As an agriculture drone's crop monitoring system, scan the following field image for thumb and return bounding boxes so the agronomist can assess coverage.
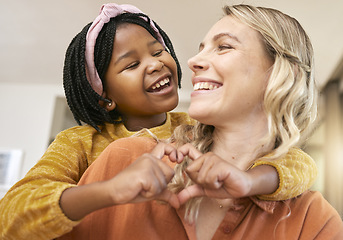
[177,185,205,205]
[157,189,180,209]
[176,143,202,163]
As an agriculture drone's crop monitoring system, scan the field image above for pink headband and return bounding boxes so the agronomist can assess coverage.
[85,3,165,95]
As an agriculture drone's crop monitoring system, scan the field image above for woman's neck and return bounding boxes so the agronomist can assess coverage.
[211,120,272,170]
[122,113,167,131]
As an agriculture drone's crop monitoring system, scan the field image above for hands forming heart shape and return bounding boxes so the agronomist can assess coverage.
[120,142,253,209]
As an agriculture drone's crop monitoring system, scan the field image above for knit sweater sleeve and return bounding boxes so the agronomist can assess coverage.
[0,130,90,240]
[252,148,318,201]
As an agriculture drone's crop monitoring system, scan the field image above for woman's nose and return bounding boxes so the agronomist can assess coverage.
[147,58,164,74]
[187,52,209,72]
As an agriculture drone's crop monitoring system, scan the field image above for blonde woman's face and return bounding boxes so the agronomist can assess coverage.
[187,15,273,127]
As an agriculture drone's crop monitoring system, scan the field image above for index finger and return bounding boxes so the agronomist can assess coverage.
[150,142,177,160]
[157,189,180,209]
[177,143,203,163]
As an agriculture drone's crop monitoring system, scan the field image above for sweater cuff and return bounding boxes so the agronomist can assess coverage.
[251,161,284,201]
[49,184,82,235]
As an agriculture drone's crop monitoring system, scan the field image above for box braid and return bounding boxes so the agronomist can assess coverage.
[63,13,182,132]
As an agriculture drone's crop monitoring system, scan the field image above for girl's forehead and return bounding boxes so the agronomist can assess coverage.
[114,23,155,42]
[113,20,165,49]
[115,22,141,33]
[111,23,163,62]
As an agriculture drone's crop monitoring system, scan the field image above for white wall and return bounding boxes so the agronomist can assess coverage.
[0,83,64,178]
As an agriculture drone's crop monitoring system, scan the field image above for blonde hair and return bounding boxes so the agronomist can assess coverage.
[169,4,318,223]
[225,5,318,158]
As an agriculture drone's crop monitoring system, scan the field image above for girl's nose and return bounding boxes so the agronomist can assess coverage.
[147,59,164,74]
[187,52,209,72]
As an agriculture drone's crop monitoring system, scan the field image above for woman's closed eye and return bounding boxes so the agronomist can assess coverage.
[217,44,234,51]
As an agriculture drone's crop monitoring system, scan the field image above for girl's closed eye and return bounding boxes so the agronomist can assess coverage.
[152,49,164,57]
[124,61,140,70]
[123,50,164,71]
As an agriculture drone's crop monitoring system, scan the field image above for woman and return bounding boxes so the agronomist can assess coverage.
[170,4,343,239]
[59,4,342,240]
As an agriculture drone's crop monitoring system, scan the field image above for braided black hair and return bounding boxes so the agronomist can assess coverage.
[63,13,182,131]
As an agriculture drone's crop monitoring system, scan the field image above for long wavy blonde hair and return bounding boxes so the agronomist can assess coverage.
[169,4,318,222]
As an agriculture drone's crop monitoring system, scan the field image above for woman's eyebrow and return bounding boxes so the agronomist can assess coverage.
[213,32,241,43]
[198,32,241,50]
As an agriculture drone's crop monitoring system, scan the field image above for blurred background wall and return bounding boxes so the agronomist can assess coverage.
[0,0,342,218]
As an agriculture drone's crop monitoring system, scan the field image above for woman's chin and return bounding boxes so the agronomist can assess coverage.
[188,106,210,124]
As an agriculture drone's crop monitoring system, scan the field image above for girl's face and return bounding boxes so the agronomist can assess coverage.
[187,15,273,128]
[104,23,179,119]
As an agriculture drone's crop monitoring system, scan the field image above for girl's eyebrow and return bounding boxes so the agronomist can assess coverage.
[115,51,134,65]
[114,40,161,64]
[198,32,241,50]
[148,39,160,47]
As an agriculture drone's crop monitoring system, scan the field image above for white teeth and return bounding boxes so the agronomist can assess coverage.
[193,82,218,91]
[152,78,170,90]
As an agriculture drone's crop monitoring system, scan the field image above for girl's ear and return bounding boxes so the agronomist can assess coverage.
[99,92,116,111]
[105,99,116,111]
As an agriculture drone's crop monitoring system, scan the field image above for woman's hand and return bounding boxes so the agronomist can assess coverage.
[176,144,254,205]
[104,142,180,208]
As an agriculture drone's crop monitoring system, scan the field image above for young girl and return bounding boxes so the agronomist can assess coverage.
[0,3,318,240]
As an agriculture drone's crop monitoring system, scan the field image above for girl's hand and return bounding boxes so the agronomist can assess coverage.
[105,142,180,208]
[176,144,253,205]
